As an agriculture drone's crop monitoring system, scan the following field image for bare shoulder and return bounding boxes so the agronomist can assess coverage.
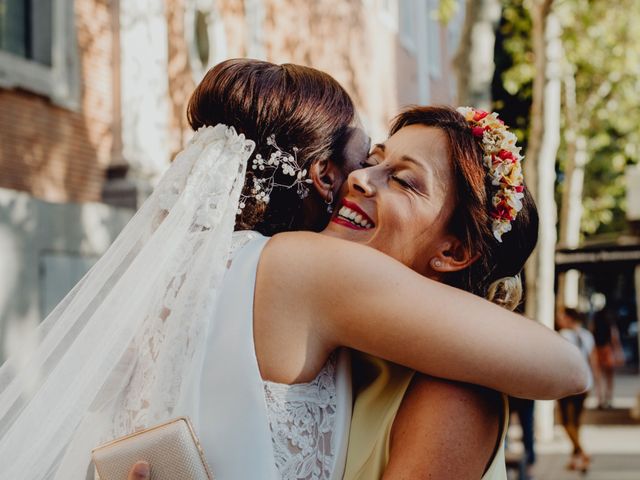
[258,231,415,317]
[261,231,398,274]
[400,374,503,416]
[385,374,502,479]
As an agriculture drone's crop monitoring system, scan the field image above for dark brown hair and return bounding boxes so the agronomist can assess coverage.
[188,58,356,235]
[390,106,539,308]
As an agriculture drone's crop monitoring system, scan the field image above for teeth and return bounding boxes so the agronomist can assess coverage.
[337,205,374,229]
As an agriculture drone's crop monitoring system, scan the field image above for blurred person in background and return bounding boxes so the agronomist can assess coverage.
[558,307,598,472]
[593,306,625,409]
[508,396,536,478]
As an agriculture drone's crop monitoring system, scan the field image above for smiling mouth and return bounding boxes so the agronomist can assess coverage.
[332,199,375,230]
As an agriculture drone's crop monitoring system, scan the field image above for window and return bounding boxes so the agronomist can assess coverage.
[0,0,79,109]
[0,0,53,65]
[185,2,228,83]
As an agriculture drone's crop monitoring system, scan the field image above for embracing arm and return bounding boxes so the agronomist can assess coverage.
[261,232,590,399]
[384,375,501,479]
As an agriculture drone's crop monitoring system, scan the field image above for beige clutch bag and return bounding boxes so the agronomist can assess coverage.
[91,417,214,480]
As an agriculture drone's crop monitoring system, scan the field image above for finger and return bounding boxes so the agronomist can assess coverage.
[127,461,150,480]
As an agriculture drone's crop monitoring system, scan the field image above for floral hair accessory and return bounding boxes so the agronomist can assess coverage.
[238,134,312,214]
[457,106,525,242]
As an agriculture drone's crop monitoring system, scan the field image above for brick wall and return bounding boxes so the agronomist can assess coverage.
[0,0,113,204]
[0,0,463,204]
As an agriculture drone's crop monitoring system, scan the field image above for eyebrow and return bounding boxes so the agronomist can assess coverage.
[373,143,433,191]
[399,155,427,173]
[374,144,427,172]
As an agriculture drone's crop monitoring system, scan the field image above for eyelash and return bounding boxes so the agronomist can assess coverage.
[359,160,377,168]
[391,175,412,189]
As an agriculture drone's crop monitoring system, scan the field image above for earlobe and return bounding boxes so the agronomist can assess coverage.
[430,258,444,270]
[432,239,479,273]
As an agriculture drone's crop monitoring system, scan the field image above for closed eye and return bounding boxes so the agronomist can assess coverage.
[360,155,380,168]
[391,175,412,189]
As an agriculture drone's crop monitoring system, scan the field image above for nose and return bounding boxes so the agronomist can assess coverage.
[348,167,376,197]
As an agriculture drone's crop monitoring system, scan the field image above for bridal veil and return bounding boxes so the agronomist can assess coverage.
[0,124,254,479]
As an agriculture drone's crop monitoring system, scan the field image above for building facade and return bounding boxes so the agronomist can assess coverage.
[0,0,465,361]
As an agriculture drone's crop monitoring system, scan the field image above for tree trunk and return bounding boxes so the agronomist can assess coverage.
[524,0,562,441]
[453,0,502,109]
[557,69,587,310]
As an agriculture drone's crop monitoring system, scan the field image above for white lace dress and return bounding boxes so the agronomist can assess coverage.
[197,232,352,480]
[264,353,339,479]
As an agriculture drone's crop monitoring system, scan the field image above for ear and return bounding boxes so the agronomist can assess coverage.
[309,158,338,200]
[429,237,480,273]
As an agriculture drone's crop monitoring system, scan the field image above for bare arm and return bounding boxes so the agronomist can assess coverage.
[258,232,590,399]
[383,375,501,479]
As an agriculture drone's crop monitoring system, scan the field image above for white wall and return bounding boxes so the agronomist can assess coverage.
[0,188,134,364]
[119,0,172,182]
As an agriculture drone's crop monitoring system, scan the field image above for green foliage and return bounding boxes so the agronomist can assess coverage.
[435,0,460,24]
[492,0,532,149]
[493,0,640,238]
[560,0,640,236]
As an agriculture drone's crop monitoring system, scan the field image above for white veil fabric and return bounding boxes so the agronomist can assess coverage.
[0,124,255,479]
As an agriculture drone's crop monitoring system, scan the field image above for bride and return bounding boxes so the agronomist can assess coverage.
[0,59,588,480]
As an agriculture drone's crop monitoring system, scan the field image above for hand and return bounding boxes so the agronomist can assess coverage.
[127,461,150,480]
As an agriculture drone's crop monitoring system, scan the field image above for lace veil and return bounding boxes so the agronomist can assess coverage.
[0,124,254,479]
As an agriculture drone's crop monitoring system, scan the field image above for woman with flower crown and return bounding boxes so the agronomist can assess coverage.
[0,59,588,480]
[341,105,535,479]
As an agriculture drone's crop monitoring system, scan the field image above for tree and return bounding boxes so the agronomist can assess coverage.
[453,0,503,109]
[523,0,561,327]
[522,0,563,441]
[558,0,640,239]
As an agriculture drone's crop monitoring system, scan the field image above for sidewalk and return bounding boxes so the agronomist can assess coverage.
[509,373,640,480]
[533,425,640,479]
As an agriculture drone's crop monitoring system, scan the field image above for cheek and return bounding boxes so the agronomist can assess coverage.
[377,196,426,252]
[407,202,449,252]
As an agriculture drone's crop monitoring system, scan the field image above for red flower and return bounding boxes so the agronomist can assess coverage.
[471,126,485,137]
[473,110,489,121]
[498,150,515,162]
[514,185,524,193]
[492,200,514,221]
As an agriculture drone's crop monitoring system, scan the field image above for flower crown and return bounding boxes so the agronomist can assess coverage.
[238,134,312,214]
[457,106,525,242]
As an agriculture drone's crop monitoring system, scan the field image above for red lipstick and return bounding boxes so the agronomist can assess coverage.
[331,198,375,230]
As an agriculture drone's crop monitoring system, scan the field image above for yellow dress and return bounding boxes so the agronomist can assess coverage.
[344,354,508,480]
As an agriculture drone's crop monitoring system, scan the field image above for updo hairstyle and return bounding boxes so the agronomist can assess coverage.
[187,58,357,235]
